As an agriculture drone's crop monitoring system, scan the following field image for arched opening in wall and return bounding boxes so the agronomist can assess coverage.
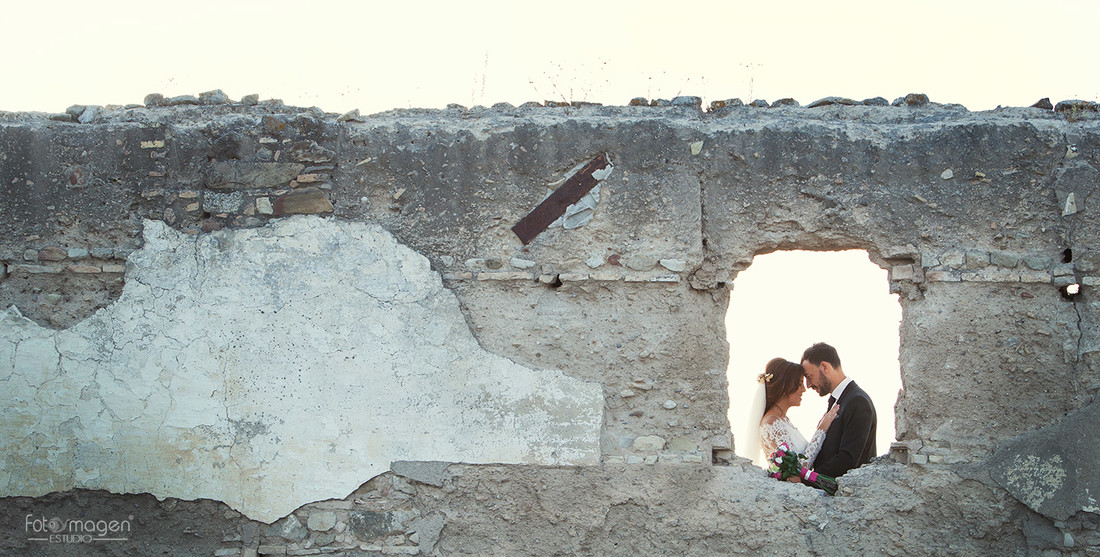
[726,250,902,467]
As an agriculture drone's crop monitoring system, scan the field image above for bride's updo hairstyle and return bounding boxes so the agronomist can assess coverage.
[759,357,804,412]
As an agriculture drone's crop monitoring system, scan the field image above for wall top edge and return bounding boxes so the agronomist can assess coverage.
[2,98,1098,130]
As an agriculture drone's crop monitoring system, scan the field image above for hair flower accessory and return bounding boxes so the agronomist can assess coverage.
[758,372,773,384]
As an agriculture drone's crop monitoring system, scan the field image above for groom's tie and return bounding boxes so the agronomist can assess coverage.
[828,395,836,410]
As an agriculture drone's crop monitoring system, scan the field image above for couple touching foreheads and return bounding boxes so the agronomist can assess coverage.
[748,342,877,488]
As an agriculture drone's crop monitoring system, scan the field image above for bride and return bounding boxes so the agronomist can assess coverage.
[748,357,839,474]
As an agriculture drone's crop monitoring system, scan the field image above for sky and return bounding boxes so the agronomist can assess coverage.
[726,251,901,464]
[3,1,1099,114]
[2,1,1093,464]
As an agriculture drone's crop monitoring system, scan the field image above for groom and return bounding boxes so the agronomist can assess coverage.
[801,342,877,477]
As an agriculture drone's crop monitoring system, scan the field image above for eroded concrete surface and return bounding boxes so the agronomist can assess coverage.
[0,216,602,522]
[2,98,1099,554]
[991,397,1100,521]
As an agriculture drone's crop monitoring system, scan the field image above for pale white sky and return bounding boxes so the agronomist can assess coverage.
[3,0,1098,114]
[726,251,901,463]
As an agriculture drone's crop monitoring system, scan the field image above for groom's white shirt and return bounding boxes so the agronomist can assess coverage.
[831,377,853,402]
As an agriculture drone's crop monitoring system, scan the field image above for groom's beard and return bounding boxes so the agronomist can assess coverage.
[813,376,833,396]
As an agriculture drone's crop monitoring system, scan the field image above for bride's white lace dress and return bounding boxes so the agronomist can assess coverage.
[759,417,825,468]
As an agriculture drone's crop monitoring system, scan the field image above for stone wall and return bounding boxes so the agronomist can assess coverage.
[1,94,1098,555]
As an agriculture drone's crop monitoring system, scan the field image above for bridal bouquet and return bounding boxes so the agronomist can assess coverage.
[767,443,838,495]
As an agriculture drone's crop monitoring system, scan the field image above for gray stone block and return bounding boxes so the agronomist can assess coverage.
[965,251,990,269]
[349,510,415,540]
[990,251,1019,268]
[389,461,450,487]
[990,398,1100,520]
[207,162,305,190]
[262,514,308,542]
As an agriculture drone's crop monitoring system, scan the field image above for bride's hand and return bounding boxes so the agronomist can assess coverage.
[817,404,840,431]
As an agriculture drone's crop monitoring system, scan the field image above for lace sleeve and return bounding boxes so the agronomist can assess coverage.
[803,429,826,468]
[759,419,794,461]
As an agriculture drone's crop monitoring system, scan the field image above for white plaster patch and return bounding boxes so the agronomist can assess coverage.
[550,186,601,230]
[0,216,602,522]
[590,156,614,180]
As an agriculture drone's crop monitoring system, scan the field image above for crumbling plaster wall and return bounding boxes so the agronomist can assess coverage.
[1,97,1099,553]
[0,216,603,523]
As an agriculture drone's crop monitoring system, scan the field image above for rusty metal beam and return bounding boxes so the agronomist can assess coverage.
[512,153,612,245]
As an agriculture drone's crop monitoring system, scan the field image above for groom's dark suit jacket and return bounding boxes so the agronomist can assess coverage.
[814,380,877,477]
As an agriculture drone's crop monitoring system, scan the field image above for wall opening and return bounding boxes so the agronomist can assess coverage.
[726,250,902,466]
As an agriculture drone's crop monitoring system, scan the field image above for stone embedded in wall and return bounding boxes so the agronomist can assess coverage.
[658,259,687,272]
[6,264,62,274]
[477,271,532,281]
[1078,254,1100,274]
[262,514,308,541]
[1019,270,1053,283]
[940,251,965,269]
[962,268,1024,282]
[919,247,1082,286]
[509,257,536,269]
[273,187,334,215]
[203,191,245,214]
[990,398,1100,520]
[890,264,917,282]
[390,461,450,487]
[806,96,858,108]
[256,197,274,215]
[37,246,67,261]
[965,251,990,269]
[1061,192,1078,217]
[206,161,305,190]
[632,435,666,452]
[287,140,336,164]
[0,216,602,522]
[1052,161,1097,218]
[199,89,231,105]
[169,95,200,106]
[623,254,658,272]
[307,511,338,532]
[668,436,696,452]
[350,510,417,539]
[990,251,1019,268]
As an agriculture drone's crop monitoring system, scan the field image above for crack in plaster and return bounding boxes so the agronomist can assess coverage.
[0,216,603,522]
[1070,292,1085,399]
[1052,138,1094,395]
